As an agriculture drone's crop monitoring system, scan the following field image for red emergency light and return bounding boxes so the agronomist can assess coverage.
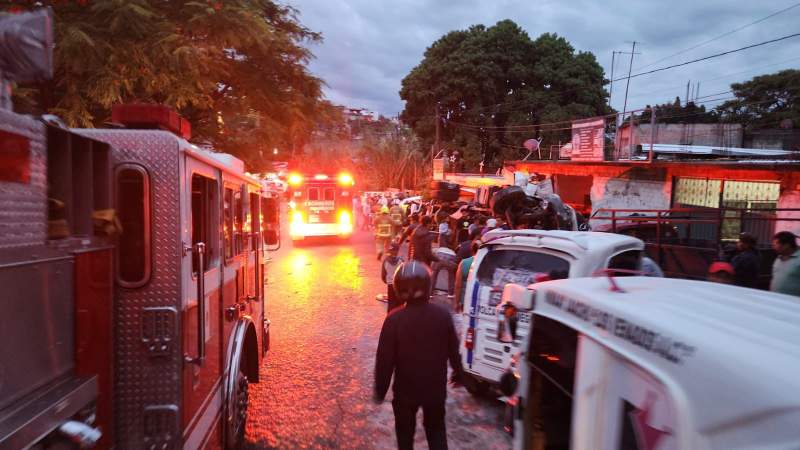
[111,104,191,139]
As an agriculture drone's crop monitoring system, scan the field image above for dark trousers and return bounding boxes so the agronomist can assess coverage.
[391,398,448,450]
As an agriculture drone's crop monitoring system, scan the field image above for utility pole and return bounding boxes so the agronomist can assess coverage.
[648,106,657,162]
[609,51,617,106]
[621,41,639,120]
[685,80,691,106]
[433,102,441,161]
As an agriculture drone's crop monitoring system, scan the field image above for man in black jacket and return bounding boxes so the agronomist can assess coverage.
[374,262,464,450]
[732,232,761,288]
[408,215,438,266]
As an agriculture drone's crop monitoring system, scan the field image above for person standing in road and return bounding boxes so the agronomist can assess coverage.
[381,242,405,313]
[389,201,405,238]
[453,239,480,313]
[399,213,420,258]
[353,194,362,230]
[771,231,800,296]
[362,197,373,231]
[375,207,394,260]
[374,262,464,450]
[732,232,760,288]
[409,216,439,266]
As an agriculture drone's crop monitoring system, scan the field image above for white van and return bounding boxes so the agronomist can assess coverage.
[459,229,644,393]
[498,276,800,450]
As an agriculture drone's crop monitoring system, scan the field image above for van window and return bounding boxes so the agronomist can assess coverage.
[477,249,569,289]
[191,174,218,274]
[116,164,150,287]
[308,187,320,201]
[526,315,578,450]
[224,188,234,259]
[608,250,642,275]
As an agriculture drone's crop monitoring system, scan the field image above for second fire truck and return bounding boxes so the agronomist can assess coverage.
[286,171,355,243]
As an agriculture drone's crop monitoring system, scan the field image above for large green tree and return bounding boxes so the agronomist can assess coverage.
[639,97,718,123]
[400,20,610,168]
[716,69,800,129]
[8,0,334,170]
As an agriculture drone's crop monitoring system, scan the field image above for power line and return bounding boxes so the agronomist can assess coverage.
[636,1,800,71]
[612,31,800,84]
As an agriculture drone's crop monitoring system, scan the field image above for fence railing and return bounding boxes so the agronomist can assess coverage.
[590,207,800,284]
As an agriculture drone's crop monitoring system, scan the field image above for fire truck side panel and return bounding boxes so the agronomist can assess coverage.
[74,247,115,449]
[77,129,185,449]
[0,109,47,248]
[181,154,225,448]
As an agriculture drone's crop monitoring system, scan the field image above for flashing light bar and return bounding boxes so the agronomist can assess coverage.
[314,174,329,180]
[288,173,303,186]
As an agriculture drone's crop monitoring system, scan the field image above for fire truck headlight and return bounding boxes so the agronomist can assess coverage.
[337,173,354,186]
[290,211,305,236]
[288,173,303,186]
[338,210,353,234]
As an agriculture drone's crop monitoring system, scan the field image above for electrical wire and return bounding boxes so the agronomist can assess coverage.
[611,32,800,84]
[635,1,800,71]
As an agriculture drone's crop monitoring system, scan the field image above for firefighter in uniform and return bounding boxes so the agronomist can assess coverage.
[374,262,464,450]
[389,200,405,238]
[375,206,394,260]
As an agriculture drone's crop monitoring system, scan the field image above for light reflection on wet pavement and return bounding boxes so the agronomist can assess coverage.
[245,229,511,449]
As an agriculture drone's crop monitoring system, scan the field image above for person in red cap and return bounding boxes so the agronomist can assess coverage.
[707,261,735,284]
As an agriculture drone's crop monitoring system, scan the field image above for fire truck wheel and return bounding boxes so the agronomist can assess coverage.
[490,186,526,216]
[228,364,249,449]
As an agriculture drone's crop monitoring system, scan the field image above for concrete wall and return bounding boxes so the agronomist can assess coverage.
[619,123,743,149]
[776,190,800,235]
[589,177,672,226]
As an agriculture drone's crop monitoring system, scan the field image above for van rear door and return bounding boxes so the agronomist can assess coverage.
[471,247,570,381]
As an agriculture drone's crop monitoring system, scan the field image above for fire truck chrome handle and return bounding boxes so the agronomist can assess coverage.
[185,242,206,365]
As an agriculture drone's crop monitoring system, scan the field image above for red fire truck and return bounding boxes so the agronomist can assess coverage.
[286,171,355,242]
[0,100,281,449]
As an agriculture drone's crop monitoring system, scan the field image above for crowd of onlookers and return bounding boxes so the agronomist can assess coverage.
[708,230,800,297]
[353,193,507,313]
[355,192,800,306]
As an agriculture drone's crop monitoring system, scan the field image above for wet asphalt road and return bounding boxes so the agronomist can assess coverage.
[244,224,512,450]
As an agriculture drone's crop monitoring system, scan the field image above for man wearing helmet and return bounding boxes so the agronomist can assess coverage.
[374,262,464,450]
[374,206,394,260]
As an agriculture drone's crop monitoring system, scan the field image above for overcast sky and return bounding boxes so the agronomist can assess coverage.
[286,0,800,117]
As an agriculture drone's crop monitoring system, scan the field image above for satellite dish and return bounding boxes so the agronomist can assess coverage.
[523,138,540,151]
[0,9,54,83]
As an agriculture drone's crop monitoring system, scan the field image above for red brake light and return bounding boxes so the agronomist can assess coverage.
[465,328,474,350]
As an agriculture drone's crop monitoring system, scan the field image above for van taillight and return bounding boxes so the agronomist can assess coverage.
[465,328,474,350]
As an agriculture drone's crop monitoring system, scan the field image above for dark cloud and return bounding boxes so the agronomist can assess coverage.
[288,0,800,115]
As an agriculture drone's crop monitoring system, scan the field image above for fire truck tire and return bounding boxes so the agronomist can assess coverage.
[429,180,459,191]
[490,186,526,216]
[430,188,459,202]
[228,364,248,449]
